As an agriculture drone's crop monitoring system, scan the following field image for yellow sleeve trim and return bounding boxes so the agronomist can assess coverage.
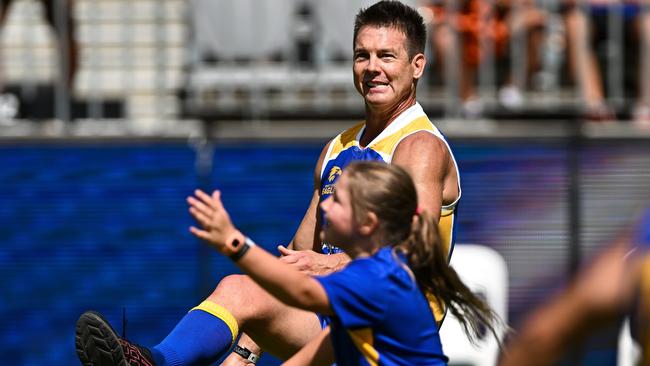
[370,116,433,155]
[191,300,239,347]
[347,328,379,366]
[328,121,365,157]
[426,292,446,325]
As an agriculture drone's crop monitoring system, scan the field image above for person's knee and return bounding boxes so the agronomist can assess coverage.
[206,275,272,322]
[210,274,252,300]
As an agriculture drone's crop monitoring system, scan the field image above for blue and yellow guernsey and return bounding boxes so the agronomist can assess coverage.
[316,246,448,366]
[319,102,460,325]
[319,102,461,260]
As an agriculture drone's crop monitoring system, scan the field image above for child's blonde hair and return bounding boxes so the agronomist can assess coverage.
[344,161,499,343]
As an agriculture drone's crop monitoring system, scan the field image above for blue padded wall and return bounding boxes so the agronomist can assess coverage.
[1,140,647,365]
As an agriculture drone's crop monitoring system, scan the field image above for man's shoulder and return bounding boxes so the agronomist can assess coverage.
[391,130,451,169]
[396,129,448,152]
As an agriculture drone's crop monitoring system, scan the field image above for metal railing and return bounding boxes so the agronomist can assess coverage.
[0,0,184,126]
[181,0,650,122]
[0,0,648,127]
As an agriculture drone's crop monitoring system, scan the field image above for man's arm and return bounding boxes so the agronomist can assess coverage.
[288,141,329,251]
[392,131,454,222]
[283,141,351,275]
[287,188,321,251]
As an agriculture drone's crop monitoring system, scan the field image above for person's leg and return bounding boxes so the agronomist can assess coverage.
[0,0,14,91]
[205,274,323,360]
[564,7,612,119]
[76,274,323,366]
[152,274,322,364]
[634,10,650,127]
[0,0,12,31]
[42,0,78,86]
[431,23,453,85]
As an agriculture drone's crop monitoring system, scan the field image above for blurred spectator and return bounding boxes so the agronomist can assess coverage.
[562,0,650,124]
[292,1,318,68]
[638,4,650,128]
[498,207,650,366]
[427,0,546,117]
[0,0,78,87]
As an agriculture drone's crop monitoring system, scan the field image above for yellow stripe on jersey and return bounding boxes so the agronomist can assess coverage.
[348,328,379,366]
[328,121,365,157]
[439,209,455,260]
[426,292,446,325]
[370,116,434,156]
[424,209,455,323]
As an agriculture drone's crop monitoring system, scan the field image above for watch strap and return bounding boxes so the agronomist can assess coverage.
[233,345,260,364]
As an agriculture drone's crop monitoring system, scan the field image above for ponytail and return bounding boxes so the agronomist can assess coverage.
[343,161,502,343]
[398,211,501,344]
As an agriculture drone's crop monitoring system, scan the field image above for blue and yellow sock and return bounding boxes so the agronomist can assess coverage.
[151,301,239,366]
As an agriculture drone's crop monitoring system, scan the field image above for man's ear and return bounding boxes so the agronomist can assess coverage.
[359,211,379,236]
[412,53,426,80]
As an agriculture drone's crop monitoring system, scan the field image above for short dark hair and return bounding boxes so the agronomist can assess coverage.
[353,1,427,59]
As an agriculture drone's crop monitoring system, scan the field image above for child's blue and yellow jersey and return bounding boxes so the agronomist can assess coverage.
[315,246,448,366]
[319,102,461,259]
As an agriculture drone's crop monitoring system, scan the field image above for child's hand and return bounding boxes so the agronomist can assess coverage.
[188,189,240,255]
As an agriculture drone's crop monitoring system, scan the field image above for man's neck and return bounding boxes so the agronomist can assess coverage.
[361,97,417,147]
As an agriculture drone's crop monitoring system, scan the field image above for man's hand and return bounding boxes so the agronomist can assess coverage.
[278,246,349,276]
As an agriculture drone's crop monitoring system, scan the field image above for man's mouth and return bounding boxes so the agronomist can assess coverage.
[365,81,388,91]
[366,80,389,89]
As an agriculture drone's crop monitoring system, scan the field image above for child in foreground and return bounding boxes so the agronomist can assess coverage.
[188,161,498,366]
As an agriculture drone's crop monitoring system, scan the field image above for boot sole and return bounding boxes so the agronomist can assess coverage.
[75,311,128,366]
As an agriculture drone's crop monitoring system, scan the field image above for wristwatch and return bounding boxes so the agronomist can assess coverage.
[233,345,260,364]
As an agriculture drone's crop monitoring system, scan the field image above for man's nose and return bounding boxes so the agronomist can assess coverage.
[366,55,380,72]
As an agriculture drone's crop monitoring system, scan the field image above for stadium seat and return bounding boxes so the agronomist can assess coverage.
[439,244,509,366]
[314,0,419,63]
[189,0,295,62]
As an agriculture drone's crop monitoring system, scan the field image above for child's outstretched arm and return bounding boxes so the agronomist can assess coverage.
[187,189,333,315]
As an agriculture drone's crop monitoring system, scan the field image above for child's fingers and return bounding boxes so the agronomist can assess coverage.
[187,195,212,218]
[189,226,212,242]
[211,190,227,212]
[189,207,211,228]
[195,189,216,207]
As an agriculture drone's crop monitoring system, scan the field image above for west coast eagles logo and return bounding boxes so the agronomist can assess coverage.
[322,166,342,195]
[328,166,342,182]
